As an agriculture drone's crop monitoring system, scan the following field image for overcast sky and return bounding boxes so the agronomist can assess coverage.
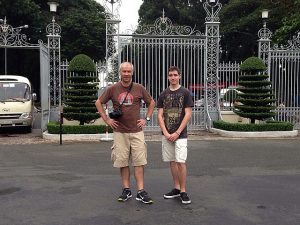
[96,0,143,32]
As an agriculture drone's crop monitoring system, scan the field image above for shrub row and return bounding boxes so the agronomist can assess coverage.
[47,122,113,134]
[213,120,294,132]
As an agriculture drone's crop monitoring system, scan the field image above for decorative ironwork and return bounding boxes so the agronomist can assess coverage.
[204,0,222,124]
[46,19,61,36]
[103,0,122,84]
[268,33,300,129]
[258,19,272,65]
[204,0,222,22]
[105,19,120,83]
[101,0,121,19]
[135,9,203,36]
[258,27,272,40]
[103,0,223,130]
[273,31,300,50]
[0,17,38,47]
[47,17,61,106]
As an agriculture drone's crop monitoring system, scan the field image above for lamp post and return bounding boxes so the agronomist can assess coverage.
[261,9,269,28]
[258,9,272,65]
[46,0,61,106]
[0,17,28,74]
[47,0,62,144]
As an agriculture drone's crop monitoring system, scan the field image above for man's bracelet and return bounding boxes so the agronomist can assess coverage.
[175,131,180,136]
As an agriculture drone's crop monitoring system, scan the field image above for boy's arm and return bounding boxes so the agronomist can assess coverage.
[157,108,169,137]
[175,107,192,135]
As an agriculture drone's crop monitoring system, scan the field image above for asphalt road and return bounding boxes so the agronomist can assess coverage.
[0,139,300,225]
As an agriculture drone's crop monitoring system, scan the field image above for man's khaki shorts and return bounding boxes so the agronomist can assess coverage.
[111,131,147,168]
[162,136,188,163]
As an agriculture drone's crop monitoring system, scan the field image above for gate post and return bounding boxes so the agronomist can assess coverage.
[204,0,222,127]
[105,18,121,83]
[46,1,61,108]
[103,0,121,83]
[258,10,272,65]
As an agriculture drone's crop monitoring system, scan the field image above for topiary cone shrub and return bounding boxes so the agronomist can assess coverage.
[64,54,99,125]
[234,57,276,124]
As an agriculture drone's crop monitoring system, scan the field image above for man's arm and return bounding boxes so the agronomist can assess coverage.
[146,99,155,118]
[95,98,118,129]
[95,98,108,122]
[137,99,155,128]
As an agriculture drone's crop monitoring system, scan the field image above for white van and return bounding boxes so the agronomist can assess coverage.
[0,75,36,132]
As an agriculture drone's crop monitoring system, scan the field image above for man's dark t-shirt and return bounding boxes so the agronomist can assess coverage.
[157,86,193,139]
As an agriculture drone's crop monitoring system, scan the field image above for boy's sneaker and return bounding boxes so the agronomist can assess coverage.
[136,189,153,204]
[163,188,181,199]
[180,192,191,204]
[117,188,132,202]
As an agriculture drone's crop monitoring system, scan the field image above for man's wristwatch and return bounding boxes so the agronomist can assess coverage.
[145,117,151,122]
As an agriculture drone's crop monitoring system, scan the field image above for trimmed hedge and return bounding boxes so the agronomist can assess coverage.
[68,54,96,72]
[240,56,267,72]
[47,122,113,134]
[213,120,294,132]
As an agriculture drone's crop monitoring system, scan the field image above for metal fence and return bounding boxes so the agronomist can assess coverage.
[268,36,300,129]
[119,35,207,131]
[59,1,300,130]
[218,61,242,111]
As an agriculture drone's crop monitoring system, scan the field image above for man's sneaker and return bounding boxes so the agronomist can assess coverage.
[136,189,153,204]
[164,188,181,199]
[117,188,132,202]
[180,192,191,204]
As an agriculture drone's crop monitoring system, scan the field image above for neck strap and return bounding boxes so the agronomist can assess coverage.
[120,82,133,107]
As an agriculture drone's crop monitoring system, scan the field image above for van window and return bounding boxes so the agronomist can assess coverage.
[0,83,30,101]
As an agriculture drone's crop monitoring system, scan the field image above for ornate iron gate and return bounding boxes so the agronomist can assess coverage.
[39,42,50,131]
[0,17,50,131]
[105,1,222,131]
[258,20,300,129]
[268,33,300,129]
[119,13,206,130]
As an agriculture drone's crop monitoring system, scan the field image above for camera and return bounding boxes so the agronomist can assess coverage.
[109,108,123,119]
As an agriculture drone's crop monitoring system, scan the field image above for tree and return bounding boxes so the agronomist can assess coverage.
[219,0,296,62]
[0,0,107,61]
[58,0,106,61]
[138,0,299,62]
[273,0,300,43]
[138,0,206,31]
[234,57,276,124]
[0,0,107,101]
[63,54,99,125]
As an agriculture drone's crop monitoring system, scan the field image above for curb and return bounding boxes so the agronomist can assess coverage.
[210,128,299,138]
[43,131,113,142]
[43,130,299,142]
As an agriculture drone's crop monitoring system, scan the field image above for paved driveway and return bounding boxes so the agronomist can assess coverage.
[0,139,300,225]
